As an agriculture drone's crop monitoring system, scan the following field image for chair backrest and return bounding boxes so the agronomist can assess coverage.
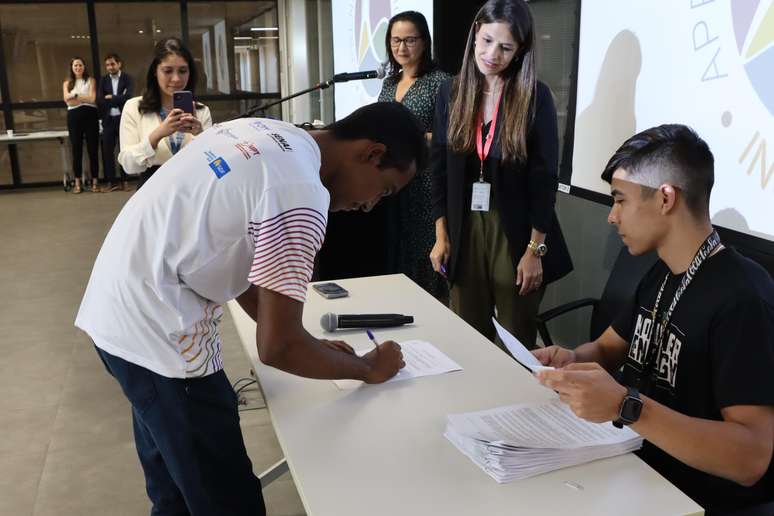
[589,246,659,341]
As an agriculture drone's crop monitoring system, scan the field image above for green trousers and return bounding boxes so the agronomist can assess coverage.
[450,207,545,352]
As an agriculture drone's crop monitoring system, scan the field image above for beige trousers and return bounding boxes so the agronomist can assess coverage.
[450,207,545,352]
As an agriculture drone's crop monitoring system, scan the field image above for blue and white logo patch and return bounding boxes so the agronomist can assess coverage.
[205,150,231,178]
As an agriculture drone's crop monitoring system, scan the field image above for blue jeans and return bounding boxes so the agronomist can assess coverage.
[95,347,266,516]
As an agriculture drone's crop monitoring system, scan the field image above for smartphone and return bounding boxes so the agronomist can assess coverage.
[172,90,194,114]
[312,282,349,299]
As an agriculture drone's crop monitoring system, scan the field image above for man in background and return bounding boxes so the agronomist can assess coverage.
[97,53,133,192]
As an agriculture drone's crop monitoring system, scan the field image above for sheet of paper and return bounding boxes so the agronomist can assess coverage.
[492,317,554,373]
[333,340,462,390]
[446,400,639,450]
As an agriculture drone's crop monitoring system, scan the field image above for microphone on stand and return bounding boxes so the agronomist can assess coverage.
[320,312,414,331]
[233,63,387,120]
[331,65,386,83]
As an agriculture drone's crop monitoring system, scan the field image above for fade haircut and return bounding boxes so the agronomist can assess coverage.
[601,124,714,217]
[326,102,428,173]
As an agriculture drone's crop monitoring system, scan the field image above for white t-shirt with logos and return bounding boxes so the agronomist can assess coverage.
[76,118,329,378]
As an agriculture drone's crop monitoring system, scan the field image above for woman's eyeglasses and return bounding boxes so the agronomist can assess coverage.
[390,36,421,48]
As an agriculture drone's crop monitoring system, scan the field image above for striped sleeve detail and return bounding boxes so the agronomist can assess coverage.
[248,207,326,302]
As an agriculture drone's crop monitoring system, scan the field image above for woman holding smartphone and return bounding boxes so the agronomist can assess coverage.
[430,0,572,349]
[119,37,212,189]
[63,57,100,193]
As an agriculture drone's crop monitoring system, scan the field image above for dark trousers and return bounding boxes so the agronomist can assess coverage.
[101,115,125,184]
[67,107,99,180]
[95,347,266,516]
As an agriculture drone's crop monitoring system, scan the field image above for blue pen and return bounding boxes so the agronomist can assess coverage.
[440,264,447,275]
[366,329,380,353]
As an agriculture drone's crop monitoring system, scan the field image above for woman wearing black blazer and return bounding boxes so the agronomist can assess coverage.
[429,0,572,349]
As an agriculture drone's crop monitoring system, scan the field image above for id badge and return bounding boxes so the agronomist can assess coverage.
[471,181,491,212]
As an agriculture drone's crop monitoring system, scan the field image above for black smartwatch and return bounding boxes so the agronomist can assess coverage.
[613,386,643,428]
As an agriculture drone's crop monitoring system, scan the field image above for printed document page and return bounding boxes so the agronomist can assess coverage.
[492,317,554,373]
[333,340,462,390]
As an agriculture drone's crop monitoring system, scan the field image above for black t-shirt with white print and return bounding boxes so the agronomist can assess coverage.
[612,248,774,513]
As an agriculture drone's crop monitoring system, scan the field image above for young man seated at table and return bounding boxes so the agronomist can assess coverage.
[533,124,774,515]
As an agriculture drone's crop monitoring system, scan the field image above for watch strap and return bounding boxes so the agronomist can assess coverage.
[613,386,642,428]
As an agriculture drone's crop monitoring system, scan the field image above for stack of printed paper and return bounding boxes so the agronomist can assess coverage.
[445,400,643,482]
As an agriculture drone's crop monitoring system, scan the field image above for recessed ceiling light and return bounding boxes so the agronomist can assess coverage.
[138,29,144,34]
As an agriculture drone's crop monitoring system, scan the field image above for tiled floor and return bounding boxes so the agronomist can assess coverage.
[0,188,305,516]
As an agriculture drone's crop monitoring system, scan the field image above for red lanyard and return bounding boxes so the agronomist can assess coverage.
[475,88,503,181]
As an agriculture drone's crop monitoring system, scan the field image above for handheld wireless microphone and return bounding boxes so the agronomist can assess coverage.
[320,313,414,331]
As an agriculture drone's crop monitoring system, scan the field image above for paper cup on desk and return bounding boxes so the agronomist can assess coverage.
[6,130,12,137]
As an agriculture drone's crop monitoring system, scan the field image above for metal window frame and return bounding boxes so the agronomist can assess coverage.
[0,0,280,189]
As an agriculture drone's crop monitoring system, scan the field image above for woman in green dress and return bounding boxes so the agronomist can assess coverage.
[378,11,450,300]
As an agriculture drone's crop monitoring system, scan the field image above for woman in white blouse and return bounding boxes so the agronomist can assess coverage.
[119,37,212,189]
[63,57,100,193]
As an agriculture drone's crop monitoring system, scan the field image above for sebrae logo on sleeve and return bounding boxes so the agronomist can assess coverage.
[205,150,231,178]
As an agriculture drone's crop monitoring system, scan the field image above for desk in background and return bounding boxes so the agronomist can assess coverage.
[0,131,72,188]
[227,274,703,516]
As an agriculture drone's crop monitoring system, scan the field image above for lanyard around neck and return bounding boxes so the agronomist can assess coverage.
[640,230,721,391]
[475,87,504,182]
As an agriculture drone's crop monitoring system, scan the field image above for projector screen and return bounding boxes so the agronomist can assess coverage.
[331,0,434,120]
[569,0,774,242]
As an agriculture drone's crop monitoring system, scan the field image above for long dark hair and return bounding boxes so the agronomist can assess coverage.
[66,57,90,91]
[385,11,435,80]
[138,37,199,114]
[447,0,537,163]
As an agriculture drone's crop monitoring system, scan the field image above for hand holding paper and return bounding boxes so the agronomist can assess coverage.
[536,362,628,423]
[532,345,577,368]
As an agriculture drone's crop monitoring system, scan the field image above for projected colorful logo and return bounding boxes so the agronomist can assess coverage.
[353,0,389,96]
[732,0,774,116]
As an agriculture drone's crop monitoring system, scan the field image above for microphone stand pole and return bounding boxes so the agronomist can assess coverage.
[238,79,334,119]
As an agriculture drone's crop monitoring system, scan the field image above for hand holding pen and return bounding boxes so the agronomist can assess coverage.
[361,329,405,384]
[429,237,450,277]
[366,329,380,354]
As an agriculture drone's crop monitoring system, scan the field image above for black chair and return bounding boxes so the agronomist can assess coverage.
[536,246,659,347]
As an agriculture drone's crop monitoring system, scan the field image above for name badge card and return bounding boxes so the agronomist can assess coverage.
[471,181,491,212]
